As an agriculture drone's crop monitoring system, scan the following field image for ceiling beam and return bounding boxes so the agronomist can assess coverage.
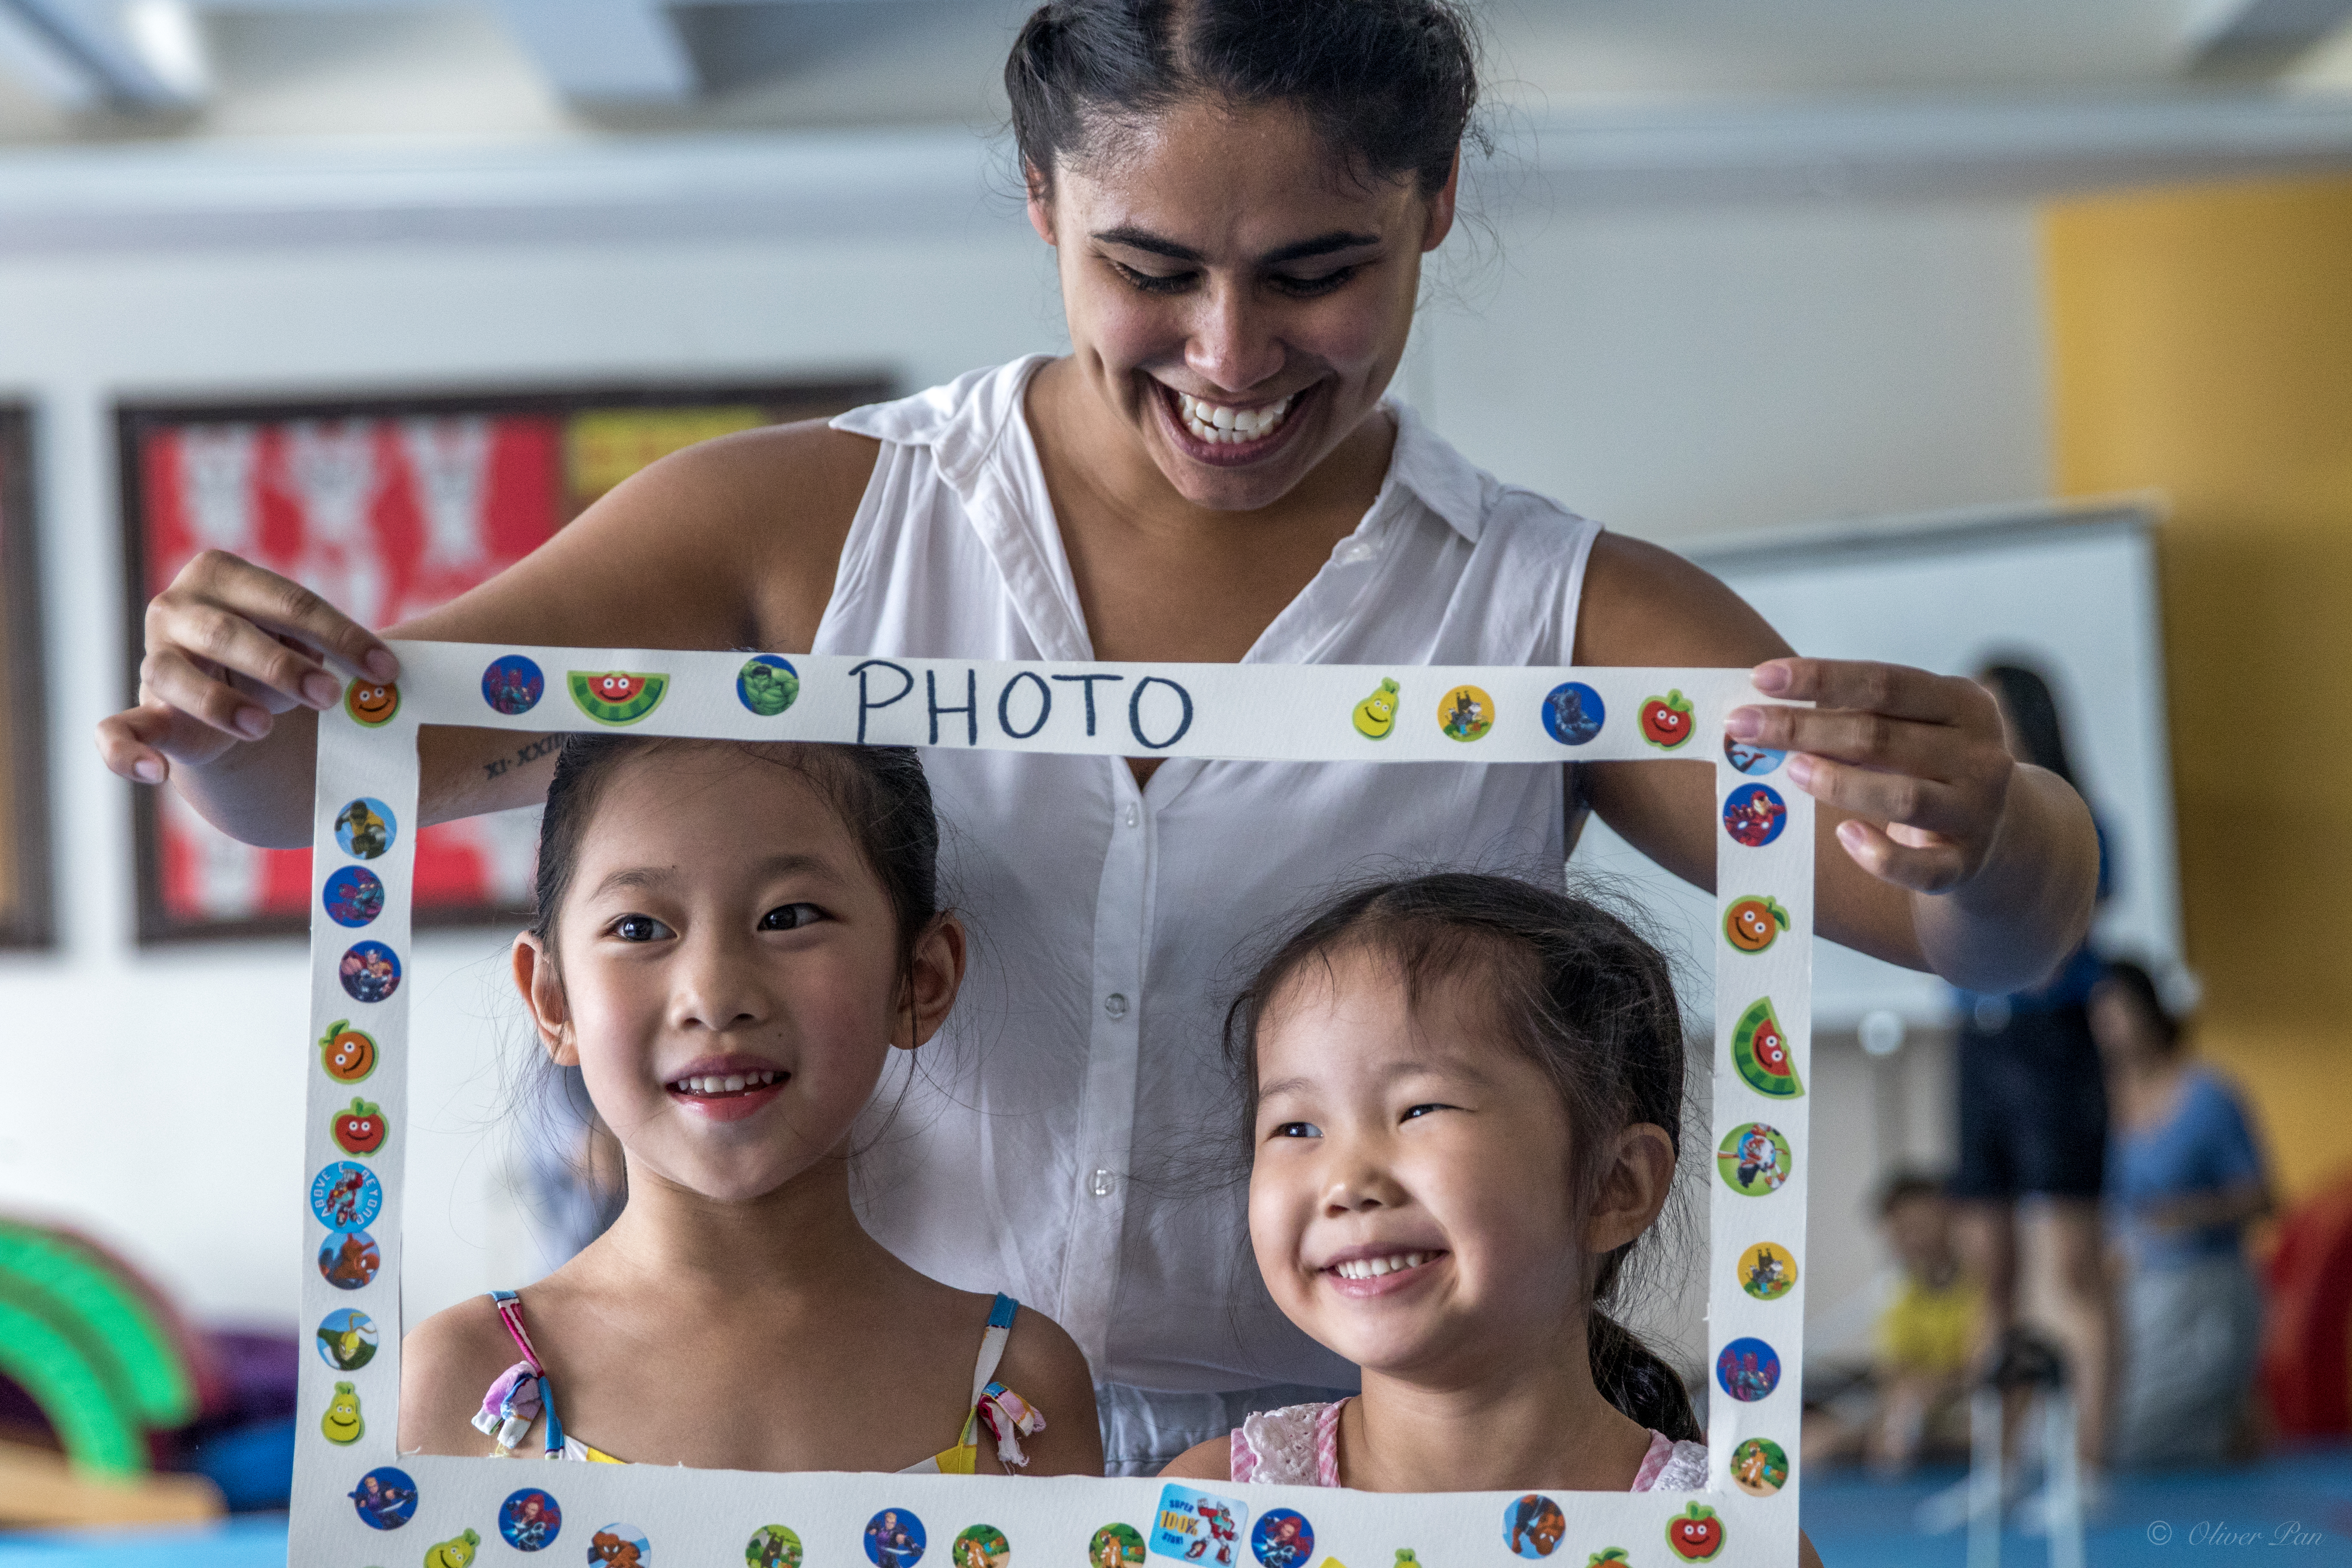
[490,0,696,107]
[0,0,204,109]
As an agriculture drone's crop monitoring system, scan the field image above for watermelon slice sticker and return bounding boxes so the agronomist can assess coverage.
[1732,996,1804,1098]
[568,671,669,726]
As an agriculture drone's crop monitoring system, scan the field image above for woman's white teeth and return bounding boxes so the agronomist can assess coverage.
[1333,1252,1432,1280]
[1176,390,1293,445]
[670,1069,781,1095]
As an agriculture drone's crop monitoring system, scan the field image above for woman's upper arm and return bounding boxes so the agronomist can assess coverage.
[996,1305,1104,1477]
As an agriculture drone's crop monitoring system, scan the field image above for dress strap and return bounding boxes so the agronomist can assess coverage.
[474,1289,564,1459]
[957,1294,1047,1470]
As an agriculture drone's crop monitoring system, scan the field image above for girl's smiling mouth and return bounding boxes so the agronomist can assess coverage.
[1319,1245,1447,1296]
[662,1057,790,1123]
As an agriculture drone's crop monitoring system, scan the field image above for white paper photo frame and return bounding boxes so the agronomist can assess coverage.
[296,643,1812,1568]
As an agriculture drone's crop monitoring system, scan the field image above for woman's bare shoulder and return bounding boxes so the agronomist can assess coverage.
[1160,1435,1232,1481]
[397,1292,524,1457]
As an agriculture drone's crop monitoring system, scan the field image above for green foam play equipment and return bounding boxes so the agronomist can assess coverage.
[0,1219,199,1474]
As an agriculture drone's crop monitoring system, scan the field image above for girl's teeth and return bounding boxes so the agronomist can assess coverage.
[671,1069,780,1095]
[1333,1251,1431,1280]
[1176,390,1295,446]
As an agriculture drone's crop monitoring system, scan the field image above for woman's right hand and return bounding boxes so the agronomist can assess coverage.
[95,549,398,785]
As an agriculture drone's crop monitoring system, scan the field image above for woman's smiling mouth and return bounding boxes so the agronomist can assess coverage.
[1156,380,1311,466]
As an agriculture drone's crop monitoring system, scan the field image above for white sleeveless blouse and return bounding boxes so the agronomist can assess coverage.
[820,357,1602,1391]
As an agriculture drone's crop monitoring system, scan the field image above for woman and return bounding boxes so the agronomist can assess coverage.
[2092,961,2272,1468]
[97,0,2097,1473]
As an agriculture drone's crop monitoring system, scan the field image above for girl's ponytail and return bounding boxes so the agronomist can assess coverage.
[1588,1311,1701,1444]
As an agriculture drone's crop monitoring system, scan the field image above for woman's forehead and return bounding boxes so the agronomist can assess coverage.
[1058,98,1422,237]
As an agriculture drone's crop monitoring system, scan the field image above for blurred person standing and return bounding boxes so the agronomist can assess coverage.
[1950,662,2115,1465]
[2092,961,2273,1468]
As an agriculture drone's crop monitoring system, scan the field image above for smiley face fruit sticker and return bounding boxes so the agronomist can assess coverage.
[1731,1435,1791,1496]
[569,670,669,726]
[1666,1501,1724,1562]
[1737,1240,1798,1301]
[1353,677,1401,739]
[333,1098,388,1156]
[1585,1553,1630,1568]
[1718,1122,1794,1196]
[321,1379,364,1444]
[1725,895,1790,953]
[1639,689,1694,749]
[423,1527,482,1568]
[1732,996,1804,1098]
[737,655,800,717]
[319,1020,377,1082]
[1437,683,1494,742]
[344,679,399,726]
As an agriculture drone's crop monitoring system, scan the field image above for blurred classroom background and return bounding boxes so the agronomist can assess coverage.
[3,1,2352,1562]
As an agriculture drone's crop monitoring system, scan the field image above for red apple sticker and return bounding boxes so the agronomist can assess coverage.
[1641,689,1695,749]
[1666,1501,1724,1562]
[333,1098,386,1157]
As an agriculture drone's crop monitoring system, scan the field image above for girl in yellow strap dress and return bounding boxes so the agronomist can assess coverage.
[398,737,1099,1476]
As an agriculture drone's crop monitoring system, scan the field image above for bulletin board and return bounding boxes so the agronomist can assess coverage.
[296,645,1814,1566]
[0,404,52,949]
[112,379,888,944]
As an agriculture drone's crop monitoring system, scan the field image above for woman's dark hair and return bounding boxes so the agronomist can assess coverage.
[531,735,942,1015]
[1978,661,2077,788]
[2095,958,2182,1056]
[1006,0,1483,199]
[1224,871,1701,1442]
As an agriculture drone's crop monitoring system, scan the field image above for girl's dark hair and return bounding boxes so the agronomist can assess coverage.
[1006,0,1483,199]
[2096,959,2183,1055]
[1978,661,2077,789]
[1225,871,1702,1443]
[531,736,942,1008]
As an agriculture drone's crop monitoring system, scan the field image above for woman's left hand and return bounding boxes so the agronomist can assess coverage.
[1726,658,2017,894]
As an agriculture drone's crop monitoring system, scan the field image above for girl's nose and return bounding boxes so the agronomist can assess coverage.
[671,929,767,1031]
[1185,280,1283,395]
[1321,1157,1406,1216]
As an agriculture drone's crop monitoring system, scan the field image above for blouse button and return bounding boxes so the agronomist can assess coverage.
[1334,539,1378,566]
[1090,1169,1115,1197]
[1124,803,1139,828]
[1104,992,1130,1020]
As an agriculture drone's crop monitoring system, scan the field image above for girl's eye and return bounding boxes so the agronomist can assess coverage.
[1401,1103,1449,1122]
[612,914,670,943]
[759,903,826,932]
[1109,259,1193,295]
[1271,1121,1322,1140]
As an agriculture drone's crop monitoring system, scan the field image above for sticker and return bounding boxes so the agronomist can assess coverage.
[745,1527,803,1568]
[344,678,400,726]
[1716,1123,1793,1197]
[320,1379,364,1444]
[1722,783,1788,848]
[318,1227,382,1289]
[569,670,670,726]
[590,1524,652,1566]
[425,1528,481,1568]
[340,940,402,1003]
[1540,681,1605,746]
[1731,996,1804,1098]
[1436,684,1494,743]
[332,1097,389,1157]
[1665,1502,1724,1562]
[1724,733,1785,775]
[319,1020,378,1082]
[315,1308,378,1370]
[348,1465,417,1530]
[1249,1509,1313,1568]
[1715,1336,1782,1403]
[334,797,397,860]
[1149,1482,1242,1564]
[1639,689,1694,749]
[501,1488,564,1551]
[1503,1493,1567,1558]
[483,654,547,716]
[322,864,385,928]
[738,655,801,717]
[1089,1524,1147,1568]
[1723,895,1789,953]
[310,1160,383,1231]
[1731,1436,1790,1497]
[1737,1240,1798,1301]
[949,1525,1010,1568]
[1352,677,1401,739]
[861,1509,924,1568]
[1584,1552,1631,1566]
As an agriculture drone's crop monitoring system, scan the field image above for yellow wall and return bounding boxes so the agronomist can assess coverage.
[2045,175,2352,1204]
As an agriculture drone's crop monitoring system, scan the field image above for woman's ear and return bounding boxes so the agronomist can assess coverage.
[1025,161,1058,246]
[895,913,970,1051]
[1421,146,1461,252]
[1583,1122,1677,1256]
[511,931,577,1067]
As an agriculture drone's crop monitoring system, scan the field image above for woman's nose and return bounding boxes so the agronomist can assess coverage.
[1185,280,1283,395]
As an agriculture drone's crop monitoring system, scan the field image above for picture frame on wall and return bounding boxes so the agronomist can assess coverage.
[115,378,890,944]
[0,404,54,949]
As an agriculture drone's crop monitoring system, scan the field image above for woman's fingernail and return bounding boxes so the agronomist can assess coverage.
[302,672,341,708]
[1837,818,1867,848]
[364,649,398,681]
[235,707,271,740]
[1725,707,1762,740]
[1752,663,1791,694]
[1787,754,1816,788]
[132,758,163,784]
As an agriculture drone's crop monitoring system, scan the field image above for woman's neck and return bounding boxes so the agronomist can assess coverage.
[580,1153,890,1304]
[1342,1322,1661,1494]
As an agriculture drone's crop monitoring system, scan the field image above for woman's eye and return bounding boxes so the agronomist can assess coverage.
[759,903,826,931]
[612,914,670,943]
[1271,1121,1322,1140]
[1270,267,1357,297]
[1109,260,1193,295]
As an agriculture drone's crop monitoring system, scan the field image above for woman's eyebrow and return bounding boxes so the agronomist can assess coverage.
[1091,226,1383,266]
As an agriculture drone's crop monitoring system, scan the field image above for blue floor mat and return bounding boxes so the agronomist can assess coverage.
[0,1514,287,1567]
[1803,1446,2352,1566]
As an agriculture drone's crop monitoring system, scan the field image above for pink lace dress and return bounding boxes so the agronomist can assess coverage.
[1228,1400,1710,1490]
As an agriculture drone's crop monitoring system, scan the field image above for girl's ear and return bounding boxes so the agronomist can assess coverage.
[511,931,578,1067]
[1583,1121,1677,1256]
[895,913,970,1052]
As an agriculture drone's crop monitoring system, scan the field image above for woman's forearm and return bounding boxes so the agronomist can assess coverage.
[1911,764,2100,995]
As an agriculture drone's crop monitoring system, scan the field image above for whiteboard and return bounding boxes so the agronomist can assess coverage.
[1573,497,2180,1030]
